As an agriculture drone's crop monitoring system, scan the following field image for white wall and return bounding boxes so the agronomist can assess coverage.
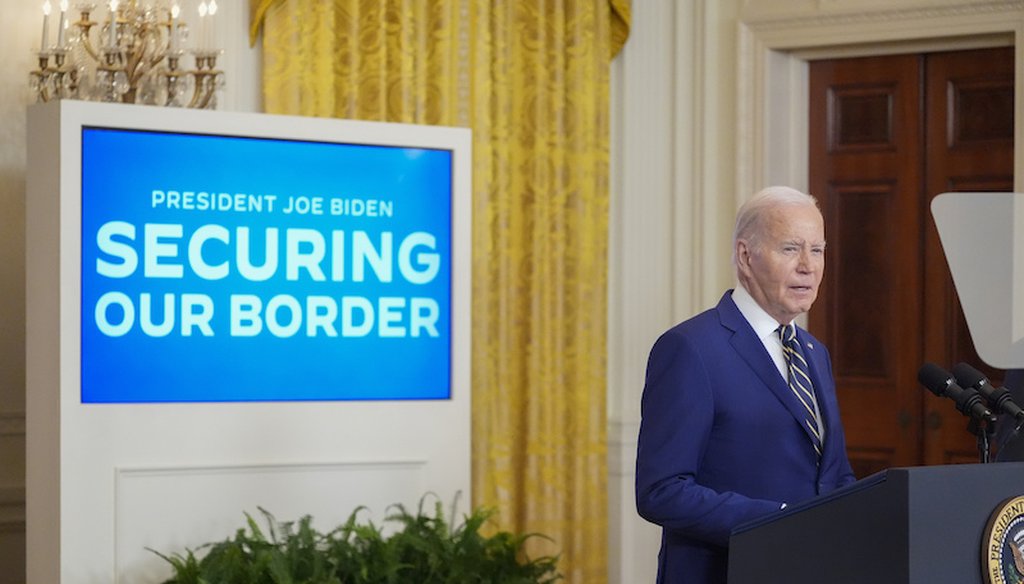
[0,1,44,580]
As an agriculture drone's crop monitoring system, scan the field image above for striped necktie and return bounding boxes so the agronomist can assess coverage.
[778,324,824,459]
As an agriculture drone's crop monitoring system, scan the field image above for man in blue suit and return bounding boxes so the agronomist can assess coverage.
[635,186,857,584]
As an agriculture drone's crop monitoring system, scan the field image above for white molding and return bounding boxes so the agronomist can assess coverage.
[115,459,428,477]
[745,0,1024,30]
[607,419,640,478]
[736,21,772,208]
[789,33,1013,60]
[608,0,679,425]
[673,0,699,320]
[606,418,659,584]
[678,0,734,316]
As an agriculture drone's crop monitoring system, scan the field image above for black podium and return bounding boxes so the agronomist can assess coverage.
[729,462,1024,583]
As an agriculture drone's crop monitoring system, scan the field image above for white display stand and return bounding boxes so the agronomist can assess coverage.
[25,101,472,583]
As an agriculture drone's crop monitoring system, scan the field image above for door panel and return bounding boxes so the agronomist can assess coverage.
[808,47,1014,474]
[809,54,924,476]
[922,47,1014,465]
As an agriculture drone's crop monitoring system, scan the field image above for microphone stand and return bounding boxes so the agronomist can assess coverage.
[967,415,997,463]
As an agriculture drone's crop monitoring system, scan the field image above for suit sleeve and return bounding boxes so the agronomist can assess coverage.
[635,329,782,547]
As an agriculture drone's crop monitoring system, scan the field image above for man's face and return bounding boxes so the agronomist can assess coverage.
[736,204,825,324]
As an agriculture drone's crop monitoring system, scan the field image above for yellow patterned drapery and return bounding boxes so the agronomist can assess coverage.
[253,2,629,581]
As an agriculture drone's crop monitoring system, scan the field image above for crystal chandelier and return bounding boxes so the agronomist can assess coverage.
[29,1,225,109]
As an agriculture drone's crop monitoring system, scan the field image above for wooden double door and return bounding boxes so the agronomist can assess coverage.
[808,47,1014,476]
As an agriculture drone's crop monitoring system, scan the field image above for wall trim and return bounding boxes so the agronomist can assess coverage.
[608,419,640,478]
[744,1,1024,31]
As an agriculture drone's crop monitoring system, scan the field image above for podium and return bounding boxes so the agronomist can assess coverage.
[728,463,1024,583]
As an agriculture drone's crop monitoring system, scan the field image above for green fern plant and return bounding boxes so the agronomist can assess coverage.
[150,495,561,584]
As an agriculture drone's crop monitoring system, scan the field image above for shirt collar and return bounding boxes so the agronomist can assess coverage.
[732,284,792,341]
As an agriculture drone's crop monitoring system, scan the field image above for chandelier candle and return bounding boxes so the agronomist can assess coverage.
[29,0,225,108]
[57,1,68,49]
[40,1,51,52]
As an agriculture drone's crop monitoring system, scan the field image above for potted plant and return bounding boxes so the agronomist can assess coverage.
[151,495,561,583]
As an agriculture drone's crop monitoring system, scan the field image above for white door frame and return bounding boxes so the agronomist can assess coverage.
[736,2,1024,203]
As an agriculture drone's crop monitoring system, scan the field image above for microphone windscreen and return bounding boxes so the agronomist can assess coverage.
[918,362,953,396]
[953,362,986,389]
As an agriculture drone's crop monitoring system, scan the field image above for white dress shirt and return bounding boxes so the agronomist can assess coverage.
[731,284,826,443]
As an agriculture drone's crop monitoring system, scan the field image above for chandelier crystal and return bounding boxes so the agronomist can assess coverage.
[29,0,225,109]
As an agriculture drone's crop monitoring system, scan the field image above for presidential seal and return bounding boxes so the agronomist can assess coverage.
[983,495,1024,584]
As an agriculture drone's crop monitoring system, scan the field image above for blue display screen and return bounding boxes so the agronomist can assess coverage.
[80,127,453,403]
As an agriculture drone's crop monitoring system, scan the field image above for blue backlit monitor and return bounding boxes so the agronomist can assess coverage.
[76,111,469,403]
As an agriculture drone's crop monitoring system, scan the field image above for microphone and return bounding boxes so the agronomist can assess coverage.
[952,362,1024,424]
[917,362,996,422]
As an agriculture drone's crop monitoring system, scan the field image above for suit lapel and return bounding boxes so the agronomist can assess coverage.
[718,292,825,449]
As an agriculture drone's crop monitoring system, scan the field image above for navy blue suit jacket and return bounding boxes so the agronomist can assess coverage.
[635,291,856,584]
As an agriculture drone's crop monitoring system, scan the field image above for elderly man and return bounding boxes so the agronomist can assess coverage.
[635,186,857,584]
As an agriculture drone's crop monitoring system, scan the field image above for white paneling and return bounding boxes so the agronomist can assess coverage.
[115,461,427,583]
[688,0,745,312]
[607,421,660,584]
[607,1,685,582]
[763,50,809,192]
[217,0,262,113]
[608,0,678,434]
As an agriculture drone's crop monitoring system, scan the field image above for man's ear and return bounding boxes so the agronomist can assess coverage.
[735,240,752,274]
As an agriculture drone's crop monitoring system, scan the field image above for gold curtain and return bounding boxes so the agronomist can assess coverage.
[253,1,629,581]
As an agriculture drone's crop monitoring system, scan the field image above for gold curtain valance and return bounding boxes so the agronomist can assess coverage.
[249,0,276,47]
[250,0,631,56]
[608,0,631,57]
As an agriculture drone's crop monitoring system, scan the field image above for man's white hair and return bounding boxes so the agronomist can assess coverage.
[732,186,821,266]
